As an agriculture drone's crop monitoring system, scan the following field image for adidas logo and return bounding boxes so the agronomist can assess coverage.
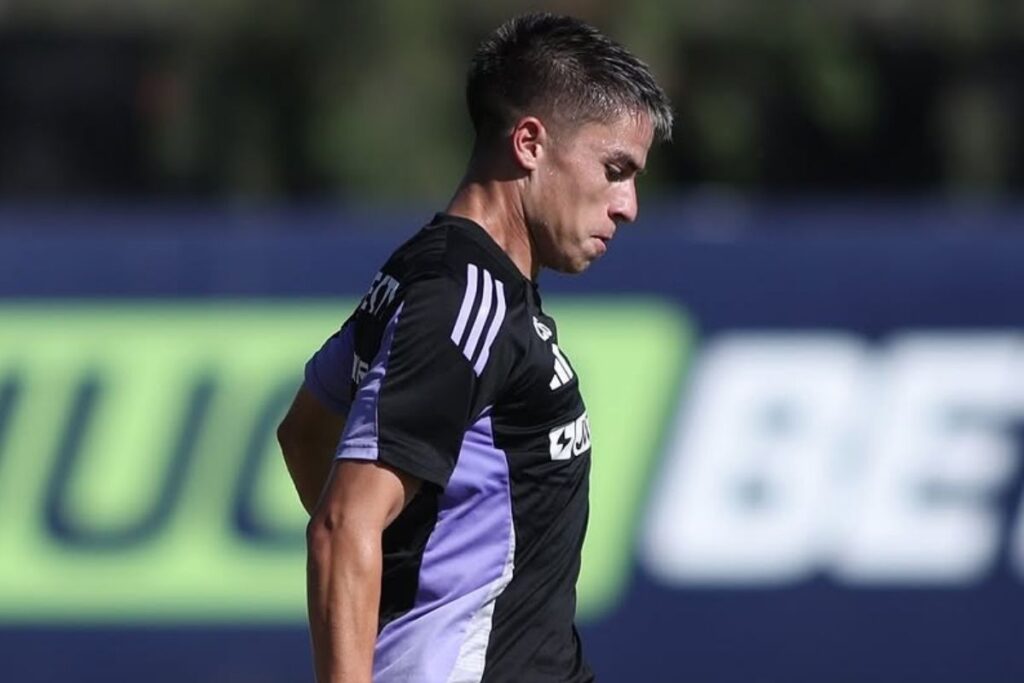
[549,343,575,390]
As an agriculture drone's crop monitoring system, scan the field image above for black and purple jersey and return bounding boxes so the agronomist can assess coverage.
[304,213,594,683]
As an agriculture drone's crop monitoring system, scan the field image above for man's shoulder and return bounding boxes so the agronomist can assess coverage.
[386,214,524,295]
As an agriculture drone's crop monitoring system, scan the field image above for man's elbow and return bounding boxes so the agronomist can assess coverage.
[306,509,380,572]
[306,510,331,557]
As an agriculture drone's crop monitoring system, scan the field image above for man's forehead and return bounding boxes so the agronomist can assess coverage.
[584,114,653,163]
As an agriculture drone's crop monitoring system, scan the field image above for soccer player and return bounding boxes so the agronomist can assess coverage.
[277,13,673,683]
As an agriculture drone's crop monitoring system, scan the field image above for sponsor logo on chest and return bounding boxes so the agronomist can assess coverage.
[549,411,591,460]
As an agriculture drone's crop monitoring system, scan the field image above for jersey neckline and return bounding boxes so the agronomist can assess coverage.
[429,212,536,287]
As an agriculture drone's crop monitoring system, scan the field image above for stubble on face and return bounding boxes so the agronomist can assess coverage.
[528,112,654,275]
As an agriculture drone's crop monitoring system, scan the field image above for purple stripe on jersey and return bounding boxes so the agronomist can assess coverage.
[373,412,514,683]
[304,320,356,414]
[335,304,403,461]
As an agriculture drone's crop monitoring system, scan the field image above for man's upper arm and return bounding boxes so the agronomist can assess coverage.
[311,459,422,535]
[304,318,357,415]
[285,314,355,448]
[278,384,347,450]
[335,266,509,489]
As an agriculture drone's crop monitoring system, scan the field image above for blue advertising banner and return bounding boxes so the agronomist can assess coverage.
[1,205,1022,683]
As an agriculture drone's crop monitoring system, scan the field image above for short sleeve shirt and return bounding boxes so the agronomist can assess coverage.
[305,214,594,683]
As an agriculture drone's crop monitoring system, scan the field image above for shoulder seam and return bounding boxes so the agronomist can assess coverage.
[441,225,523,282]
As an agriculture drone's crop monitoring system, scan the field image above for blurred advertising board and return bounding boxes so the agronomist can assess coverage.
[0,206,1022,682]
[0,301,685,623]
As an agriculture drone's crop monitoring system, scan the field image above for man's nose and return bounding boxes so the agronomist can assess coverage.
[609,181,638,224]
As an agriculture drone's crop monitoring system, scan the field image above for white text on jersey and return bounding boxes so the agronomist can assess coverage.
[549,412,591,460]
[359,271,400,317]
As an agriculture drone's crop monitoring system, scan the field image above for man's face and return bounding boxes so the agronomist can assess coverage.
[526,112,654,274]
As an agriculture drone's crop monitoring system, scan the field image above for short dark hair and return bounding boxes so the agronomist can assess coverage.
[466,13,674,144]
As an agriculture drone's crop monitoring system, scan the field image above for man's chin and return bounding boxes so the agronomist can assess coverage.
[542,249,594,275]
[559,258,593,275]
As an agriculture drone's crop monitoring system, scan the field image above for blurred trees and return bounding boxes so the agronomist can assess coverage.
[0,0,1021,201]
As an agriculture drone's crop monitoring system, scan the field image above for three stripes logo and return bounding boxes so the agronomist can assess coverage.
[549,344,575,390]
[450,263,507,376]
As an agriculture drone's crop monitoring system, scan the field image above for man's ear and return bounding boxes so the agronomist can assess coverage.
[510,116,547,171]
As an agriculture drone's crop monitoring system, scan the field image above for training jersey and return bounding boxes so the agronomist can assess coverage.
[304,213,594,683]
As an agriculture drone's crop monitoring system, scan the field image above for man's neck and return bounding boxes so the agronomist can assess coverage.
[445,178,538,281]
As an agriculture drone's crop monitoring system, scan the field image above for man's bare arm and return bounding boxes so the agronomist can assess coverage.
[307,460,421,683]
[277,385,347,515]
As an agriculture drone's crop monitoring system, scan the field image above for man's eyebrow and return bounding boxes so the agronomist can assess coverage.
[605,150,645,175]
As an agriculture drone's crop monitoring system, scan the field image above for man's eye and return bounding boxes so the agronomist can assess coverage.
[604,164,623,181]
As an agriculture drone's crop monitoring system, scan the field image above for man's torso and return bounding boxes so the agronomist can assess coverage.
[305,214,594,682]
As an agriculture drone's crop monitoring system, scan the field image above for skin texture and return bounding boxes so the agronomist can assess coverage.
[285,107,657,683]
[277,385,347,515]
[278,387,421,683]
[520,113,654,274]
[448,110,655,279]
[306,460,420,683]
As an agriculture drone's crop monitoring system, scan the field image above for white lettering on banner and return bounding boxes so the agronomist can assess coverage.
[641,332,1024,587]
[836,335,1023,583]
[1013,420,1024,577]
[642,334,866,584]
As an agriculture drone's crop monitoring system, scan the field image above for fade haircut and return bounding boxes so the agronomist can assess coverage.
[466,13,674,146]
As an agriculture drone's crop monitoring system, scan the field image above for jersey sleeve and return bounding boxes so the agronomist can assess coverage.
[337,265,509,488]
[303,318,356,414]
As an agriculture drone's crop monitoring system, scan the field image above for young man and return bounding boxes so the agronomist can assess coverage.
[278,13,673,683]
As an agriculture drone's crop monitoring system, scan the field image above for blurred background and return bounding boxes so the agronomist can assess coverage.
[3,0,1024,201]
[1,1,1023,682]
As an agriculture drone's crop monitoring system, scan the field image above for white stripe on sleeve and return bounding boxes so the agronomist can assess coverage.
[451,263,479,347]
[462,268,493,362]
[473,279,506,375]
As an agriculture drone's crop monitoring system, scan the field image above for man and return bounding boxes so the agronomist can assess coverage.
[278,13,673,683]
